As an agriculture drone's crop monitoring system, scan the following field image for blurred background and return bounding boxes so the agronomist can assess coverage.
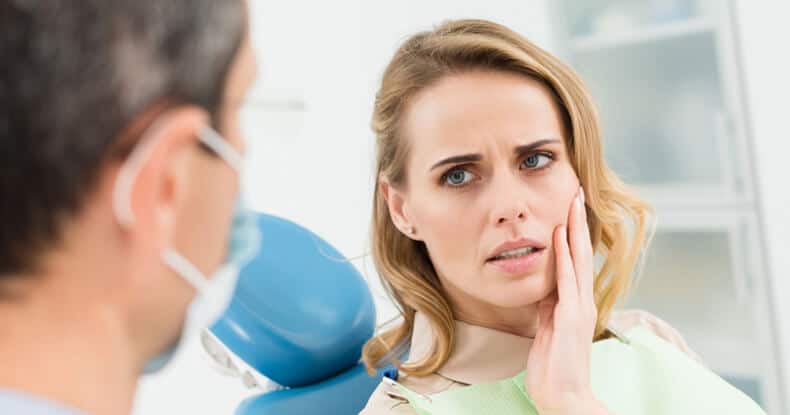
[133,0,790,413]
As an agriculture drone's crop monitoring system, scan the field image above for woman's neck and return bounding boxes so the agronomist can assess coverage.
[444,287,541,338]
[453,308,539,338]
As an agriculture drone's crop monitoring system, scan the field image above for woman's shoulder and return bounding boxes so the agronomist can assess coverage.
[608,309,701,362]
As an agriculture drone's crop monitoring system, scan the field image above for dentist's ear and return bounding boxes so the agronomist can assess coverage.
[379,177,420,240]
[113,106,210,249]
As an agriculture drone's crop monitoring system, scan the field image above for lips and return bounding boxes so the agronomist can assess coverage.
[485,237,547,275]
[486,238,546,262]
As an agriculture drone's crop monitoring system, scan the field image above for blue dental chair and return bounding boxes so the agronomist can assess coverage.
[208,213,390,414]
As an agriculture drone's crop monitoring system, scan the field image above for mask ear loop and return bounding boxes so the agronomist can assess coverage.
[112,106,230,228]
[197,127,243,173]
[112,114,180,228]
[112,110,215,292]
[161,249,210,292]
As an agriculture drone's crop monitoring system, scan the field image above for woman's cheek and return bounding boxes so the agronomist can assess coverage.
[533,176,579,225]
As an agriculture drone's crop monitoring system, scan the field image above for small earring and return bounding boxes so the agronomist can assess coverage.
[404,226,415,236]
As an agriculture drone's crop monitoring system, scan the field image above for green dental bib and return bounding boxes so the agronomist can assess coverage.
[390,327,765,414]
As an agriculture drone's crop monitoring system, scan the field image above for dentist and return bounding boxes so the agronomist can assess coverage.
[0,1,259,414]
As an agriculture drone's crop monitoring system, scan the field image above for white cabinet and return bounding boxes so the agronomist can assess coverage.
[547,0,785,412]
[625,211,780,406]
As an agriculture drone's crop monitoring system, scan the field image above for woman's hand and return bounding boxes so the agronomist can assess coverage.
[524,187,610,415]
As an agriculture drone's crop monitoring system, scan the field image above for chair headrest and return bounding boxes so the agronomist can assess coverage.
[210,213,376,387]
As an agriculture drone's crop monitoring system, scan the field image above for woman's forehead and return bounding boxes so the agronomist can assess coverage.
[402,71,566,167]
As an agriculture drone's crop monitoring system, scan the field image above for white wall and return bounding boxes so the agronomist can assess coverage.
[733,0,790,408]
[359,0,557,108]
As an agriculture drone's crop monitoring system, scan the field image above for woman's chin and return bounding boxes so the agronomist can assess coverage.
[488,274,556,308]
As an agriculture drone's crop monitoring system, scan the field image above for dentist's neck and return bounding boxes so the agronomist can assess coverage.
[0,272,139,415]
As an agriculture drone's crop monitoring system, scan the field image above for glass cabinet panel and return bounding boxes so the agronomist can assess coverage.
[573,33,726,188]
[624,216,765,405]
[553,0,742,206]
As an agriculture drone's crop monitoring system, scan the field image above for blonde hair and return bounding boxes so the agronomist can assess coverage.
[363,19,652,377]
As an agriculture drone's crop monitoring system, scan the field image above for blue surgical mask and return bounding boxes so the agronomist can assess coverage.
[112,124,261,374]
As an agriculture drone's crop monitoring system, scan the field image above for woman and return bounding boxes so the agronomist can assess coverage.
[360,19,759,415]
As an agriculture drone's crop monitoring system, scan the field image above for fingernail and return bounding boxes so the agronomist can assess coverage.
[579,187,585,205]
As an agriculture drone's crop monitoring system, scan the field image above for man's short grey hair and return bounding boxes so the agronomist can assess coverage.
[0,0,246,279]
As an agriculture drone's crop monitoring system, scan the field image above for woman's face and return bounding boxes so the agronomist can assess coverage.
[385,70,580,317]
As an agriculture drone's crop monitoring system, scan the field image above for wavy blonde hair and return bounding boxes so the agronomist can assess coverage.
[363,19,653,377]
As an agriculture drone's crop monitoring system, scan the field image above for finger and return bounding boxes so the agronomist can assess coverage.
[530,295,556,371]
[553,224,577,306]
[580,190,596,307]
[569,188,595,299]
[537,292,557,331]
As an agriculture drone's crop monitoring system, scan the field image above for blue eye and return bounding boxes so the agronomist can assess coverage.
[521,153,552,170]
[444,169,474,186]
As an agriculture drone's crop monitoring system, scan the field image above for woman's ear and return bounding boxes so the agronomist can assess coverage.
[379,178,420,240]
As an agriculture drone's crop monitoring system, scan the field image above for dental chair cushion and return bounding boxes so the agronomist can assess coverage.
[210,213,376,387]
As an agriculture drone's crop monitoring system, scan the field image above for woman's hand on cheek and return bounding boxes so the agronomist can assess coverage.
[524,187,611,415]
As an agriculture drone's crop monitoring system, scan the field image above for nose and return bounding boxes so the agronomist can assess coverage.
[490,173,529,226]
[495,206,527,225]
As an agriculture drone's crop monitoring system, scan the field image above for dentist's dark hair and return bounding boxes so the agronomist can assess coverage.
[0,0,246,282]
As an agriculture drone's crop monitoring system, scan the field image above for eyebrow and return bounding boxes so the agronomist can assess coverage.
[429,138,562,171]
[429,154,483,171]
[514,138,562,156]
